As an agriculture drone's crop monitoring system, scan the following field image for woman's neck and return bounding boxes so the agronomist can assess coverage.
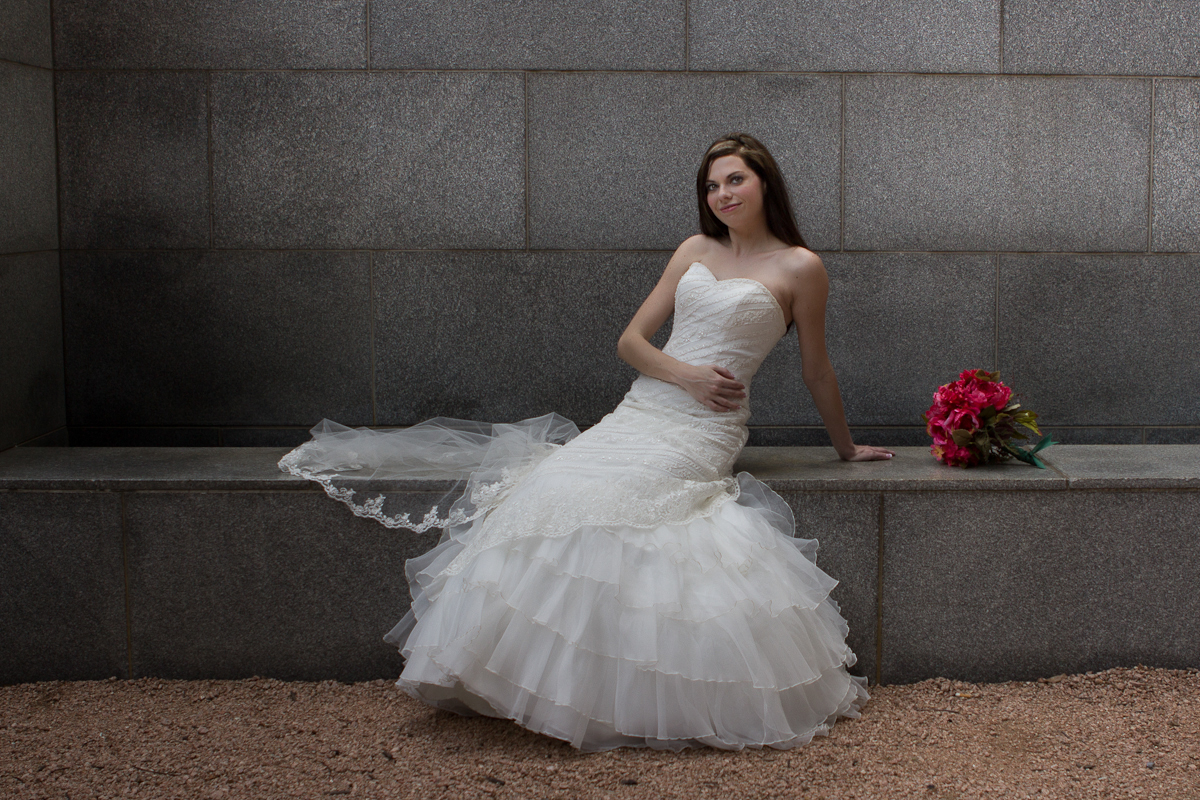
[723,218,784,258]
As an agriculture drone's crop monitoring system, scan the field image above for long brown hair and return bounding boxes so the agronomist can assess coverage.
[696,133,807,249]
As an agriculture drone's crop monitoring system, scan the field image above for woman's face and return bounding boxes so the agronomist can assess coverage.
[705,154,764,226]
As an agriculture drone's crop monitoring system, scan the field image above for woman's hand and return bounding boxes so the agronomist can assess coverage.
[676,364,746,412]
[837,444,895,462]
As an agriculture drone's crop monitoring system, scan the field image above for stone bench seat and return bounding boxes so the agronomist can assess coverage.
[2,445,1198,686]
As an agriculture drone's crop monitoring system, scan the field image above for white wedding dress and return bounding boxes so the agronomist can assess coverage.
[280,262,868,751]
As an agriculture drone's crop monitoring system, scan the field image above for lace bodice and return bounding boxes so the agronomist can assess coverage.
[627,261,787,427]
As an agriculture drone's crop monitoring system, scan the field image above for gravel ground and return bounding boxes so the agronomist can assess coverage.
[3,666,1198,799]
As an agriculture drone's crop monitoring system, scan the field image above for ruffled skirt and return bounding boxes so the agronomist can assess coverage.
[385,470,868,751]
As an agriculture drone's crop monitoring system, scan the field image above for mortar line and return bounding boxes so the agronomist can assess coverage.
[839,74,846,252]
[207,72,215,247]
[998,0,1005,73]
[875,493,884,686]
[369,251,378,425]
[1147,78,1156,253]
[120,493,134,678]
[524,72,530,250]
[365,0,371,70]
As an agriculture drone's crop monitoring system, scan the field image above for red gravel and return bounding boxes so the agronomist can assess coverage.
[3,666,1198,799]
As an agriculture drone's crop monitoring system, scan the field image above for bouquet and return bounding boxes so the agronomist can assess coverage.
[923,369,1055,468]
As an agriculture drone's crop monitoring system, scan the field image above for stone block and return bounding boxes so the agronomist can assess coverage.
[124,491,437,680]
[999,255,1200,426]
[529,73,840,250]
[690,0,998,72]
[221,428,314,448]
[0,0,52,67]
[62,251,373,427]
[751,254,996,429]
[53,0,366,68]
[735,446,1064,493]
[1004,0,1200,76]
[371,0,684,69]
[882,490,1200,683]
[373,251,662,425]
[0,492,126,684]
[779,491,881,682]
[1044,444,1200,490]
[211,71,524,249]
[1147,428,1200,444]
[748,427,931,448]
[1035,428,1144,445]
[0,446,311,492]
[0,63,57,253]
[56,71,209,249]
[1152,80,1200,252]
[844,76,1150,252]
[0,253,64,451]
[69,428,222,447]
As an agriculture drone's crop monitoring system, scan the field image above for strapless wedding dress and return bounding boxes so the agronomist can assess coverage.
[280,262,868,751]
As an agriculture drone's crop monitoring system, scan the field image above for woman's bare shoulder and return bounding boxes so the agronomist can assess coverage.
[673,234,719,265]
[777,246,827,286]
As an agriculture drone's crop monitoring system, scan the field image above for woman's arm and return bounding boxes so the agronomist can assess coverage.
[617,237,747,412]
[788,251,893,462]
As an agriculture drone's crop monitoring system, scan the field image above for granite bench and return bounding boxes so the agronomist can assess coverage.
[1,445,1198,686]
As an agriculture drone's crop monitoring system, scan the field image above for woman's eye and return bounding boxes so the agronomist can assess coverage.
[731,176,742,184]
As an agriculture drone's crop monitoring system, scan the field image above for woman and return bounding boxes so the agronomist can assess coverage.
[281,133,893,751]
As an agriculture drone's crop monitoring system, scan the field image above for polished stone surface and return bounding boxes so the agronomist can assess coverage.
[844,76,1150,252]
[124,491,434,680]
[373,251,662,426]
[748,427,931,448]
[780,491,881,683]
[1152,80,1200,252]
[53,0,366,68]
[883,490,1200,682]
[0,0,52,68]
[0,63,57,254]
[371,0,684,69]
[752,253,995,428]
[0,253,64,451]
[0,492,127,684]
[211,72,524,249]
[690,0,998,72]
[1004,0,1200,76]
[733,447,1065,492]
[56,71,209,249]
[999,255,1200,426]
[1041,445,1200,489]
[61,251,373,427]
[528,72,841,250]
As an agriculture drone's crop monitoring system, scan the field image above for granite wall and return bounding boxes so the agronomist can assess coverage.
[37,1,1200,446]
[0,0,64,451]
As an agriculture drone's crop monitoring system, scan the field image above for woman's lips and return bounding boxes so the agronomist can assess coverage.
[720,203,740,213]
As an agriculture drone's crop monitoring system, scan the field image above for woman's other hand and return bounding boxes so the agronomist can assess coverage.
[678,364,746,412]
[838,444,895,462]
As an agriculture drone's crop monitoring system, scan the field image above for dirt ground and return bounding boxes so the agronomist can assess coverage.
[3,666,1198,800]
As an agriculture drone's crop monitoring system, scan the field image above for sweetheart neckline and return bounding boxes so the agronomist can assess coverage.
[686,262,787,325]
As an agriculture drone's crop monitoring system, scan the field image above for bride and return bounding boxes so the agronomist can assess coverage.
[281,133,893,751]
